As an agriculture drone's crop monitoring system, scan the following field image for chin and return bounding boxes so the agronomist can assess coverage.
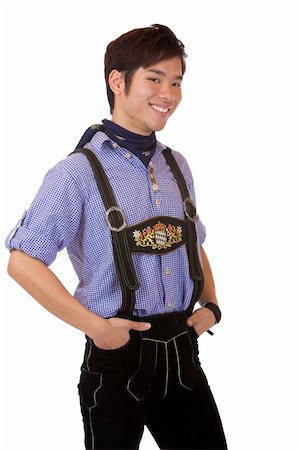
[153,122,167,132]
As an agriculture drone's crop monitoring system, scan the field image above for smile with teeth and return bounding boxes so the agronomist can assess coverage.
[150,104,171,113]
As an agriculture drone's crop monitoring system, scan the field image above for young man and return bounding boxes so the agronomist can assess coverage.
[6,24,227,450]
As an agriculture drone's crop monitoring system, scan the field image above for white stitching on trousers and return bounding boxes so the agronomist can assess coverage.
[142,330,188,345]
[163,342,169,398]
[86,338,93,372]
[87,373,103,450]
[173,338,192,391]
[127,338,147,401]
[127,330,196,401]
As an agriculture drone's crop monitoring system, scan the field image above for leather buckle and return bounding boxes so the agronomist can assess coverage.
[183,197,197,222]
[106,206,127,232]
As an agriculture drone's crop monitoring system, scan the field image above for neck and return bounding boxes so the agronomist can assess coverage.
[110,116,153,136]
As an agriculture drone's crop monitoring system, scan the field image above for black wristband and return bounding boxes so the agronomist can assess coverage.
[203,302,222,324]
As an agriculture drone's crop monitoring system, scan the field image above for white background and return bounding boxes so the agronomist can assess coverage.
[0,0,298,449]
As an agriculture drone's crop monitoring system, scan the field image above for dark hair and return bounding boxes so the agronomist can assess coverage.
[104,24,187,113]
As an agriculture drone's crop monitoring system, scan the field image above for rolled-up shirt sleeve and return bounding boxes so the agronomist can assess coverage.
[5,164,84,266]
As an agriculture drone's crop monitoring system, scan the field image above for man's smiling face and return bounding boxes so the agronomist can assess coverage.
[111,56,183,135]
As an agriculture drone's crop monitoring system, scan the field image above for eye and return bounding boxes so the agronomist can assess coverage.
[172,82,181,88]
[147,78,160,83]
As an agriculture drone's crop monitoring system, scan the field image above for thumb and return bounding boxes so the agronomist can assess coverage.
[129,321,151,332]
[186,316,194,327]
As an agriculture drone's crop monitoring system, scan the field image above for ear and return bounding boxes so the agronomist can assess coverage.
[108,69,124,95]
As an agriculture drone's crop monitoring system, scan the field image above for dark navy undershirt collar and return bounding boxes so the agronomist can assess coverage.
[102,119,157,167]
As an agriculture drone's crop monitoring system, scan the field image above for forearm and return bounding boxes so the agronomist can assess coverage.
[7,249,105,339]
[186,246,220,334]
[199,245,218,306]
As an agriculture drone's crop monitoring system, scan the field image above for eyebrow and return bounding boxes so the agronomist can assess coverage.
[145,69,183,81]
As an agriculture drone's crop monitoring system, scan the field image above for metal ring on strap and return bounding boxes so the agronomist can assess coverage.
[106,206,127,232]
[183,197,197,222]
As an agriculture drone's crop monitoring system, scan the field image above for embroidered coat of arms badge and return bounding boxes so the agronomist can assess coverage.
[133,221,183,250]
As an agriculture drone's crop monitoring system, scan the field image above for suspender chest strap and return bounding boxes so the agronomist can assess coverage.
[162,148,204,315]
[162,148,202,281]
[73,147,139,319]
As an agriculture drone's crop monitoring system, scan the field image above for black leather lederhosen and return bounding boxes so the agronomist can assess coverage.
[72,124,204,320]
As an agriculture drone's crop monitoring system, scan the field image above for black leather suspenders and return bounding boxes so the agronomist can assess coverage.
[72,140,204,318]
[162,148,204,316]
[74,147,140,318]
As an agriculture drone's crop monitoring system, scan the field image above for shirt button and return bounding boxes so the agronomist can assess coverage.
[112,142,118,149]
[164,267,172,275]
[167,302,174,308]
[155,199,161,206]
[124,152,132,159]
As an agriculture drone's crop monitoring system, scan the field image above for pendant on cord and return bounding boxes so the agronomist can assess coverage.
[149,161,159,192]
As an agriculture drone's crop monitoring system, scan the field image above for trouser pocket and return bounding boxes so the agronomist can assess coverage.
[78,368,103,409]
[79,332,144,412]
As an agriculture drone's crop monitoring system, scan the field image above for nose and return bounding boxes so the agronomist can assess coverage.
[158,82,176,102]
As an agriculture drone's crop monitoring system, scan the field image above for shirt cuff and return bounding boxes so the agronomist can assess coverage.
[6,226,59,266]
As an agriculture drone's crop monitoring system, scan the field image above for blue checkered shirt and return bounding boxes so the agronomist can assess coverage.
[6,129,206,318]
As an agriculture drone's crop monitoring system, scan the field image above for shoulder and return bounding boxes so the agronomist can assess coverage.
[45,130,110,196]
[47,151,92,183]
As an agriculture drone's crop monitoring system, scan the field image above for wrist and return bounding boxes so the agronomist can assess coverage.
[203,302,222,324]
[85,314,108,340]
